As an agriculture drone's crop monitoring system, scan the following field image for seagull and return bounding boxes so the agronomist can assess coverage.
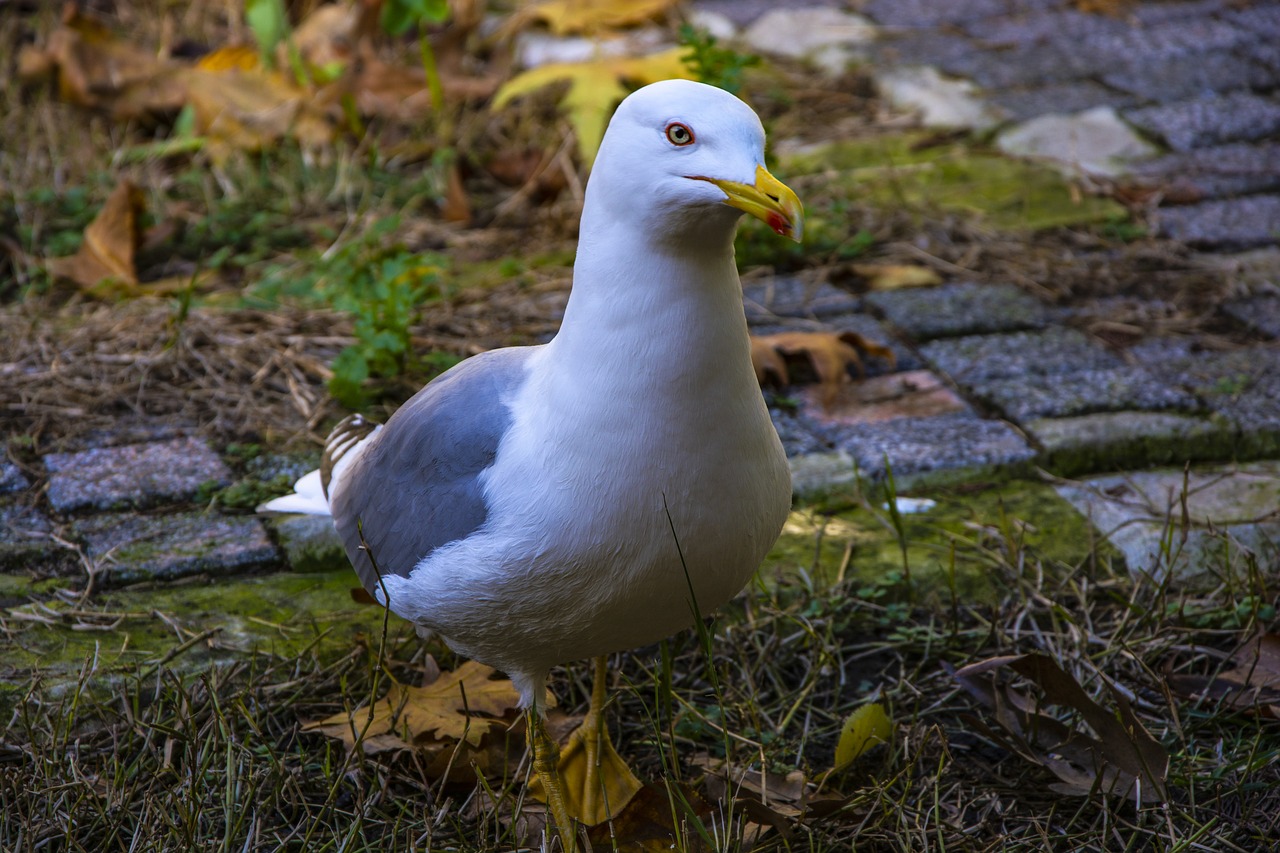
[264,79,802,849]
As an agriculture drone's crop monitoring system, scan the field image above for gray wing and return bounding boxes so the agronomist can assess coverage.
[329,346,534,594]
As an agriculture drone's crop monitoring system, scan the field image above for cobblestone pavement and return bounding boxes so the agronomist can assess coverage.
[3,1,1278,690]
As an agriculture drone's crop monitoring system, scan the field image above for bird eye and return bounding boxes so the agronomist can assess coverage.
[665,122,695,146]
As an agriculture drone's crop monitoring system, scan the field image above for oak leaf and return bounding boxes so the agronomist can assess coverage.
[751,330,897,408]
[303,660,523,750]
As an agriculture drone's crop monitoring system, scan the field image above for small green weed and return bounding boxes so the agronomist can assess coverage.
[678,24,760,96]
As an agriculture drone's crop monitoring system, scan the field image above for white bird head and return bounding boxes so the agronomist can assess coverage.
[584,80,803,248]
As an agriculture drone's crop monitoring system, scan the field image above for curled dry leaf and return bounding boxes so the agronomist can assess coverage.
[751,330,897,408]
[585,781,715,852]
[303,660,523,750]
[850,263,942,291]
[1166,631,1280,719]
[45,180,144,296]
[952,653,1169,803]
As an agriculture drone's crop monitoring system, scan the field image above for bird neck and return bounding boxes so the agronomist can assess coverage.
[549,218,749,379]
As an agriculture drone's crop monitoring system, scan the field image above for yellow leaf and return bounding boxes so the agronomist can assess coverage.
[303,661,523,750]
[506,0,679,36]
[196,46,260,73]
[851,263,942,290]
[493,47,692,163]
[833,702,892,769]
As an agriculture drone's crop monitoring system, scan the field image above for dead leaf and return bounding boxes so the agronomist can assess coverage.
[750,330,897,408]
[46,180,145,295]
[952,653,1169,803]
[585,782,714,852]
[851,263,942,291]
[493,47,693,164]
[303,660,523,749]
[1167,632,1280,719]
[180,65,334,158]
[503,0,679,37]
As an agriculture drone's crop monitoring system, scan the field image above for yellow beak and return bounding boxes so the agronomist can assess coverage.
[692,164,804,242]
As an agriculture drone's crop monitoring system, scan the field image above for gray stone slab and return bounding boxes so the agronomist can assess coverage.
[938,43,1094,89]
[919,327,1120,383]
[988,81,1142,122]
[1029,411,1236,476]
[691,0,840,28]
[71,512,278,586]
[1139,346,1280,456]
[1224,4,1280,41]
[1057,461,1280,580]
[1129,0,1233,24]
[770,403,836,458]
[864,0,1063,28]
[870,32,977,68]
[865,282,1050,340]
[0,499,76,574]
[43,437,233,514]
[0,463,29,496]
[1131,143,1280,201]
[1222,294,1280,340]
[1102,52,1276,103]
[1156,195,1280,249]
[964,8,1128,46]
[1070,17,1256,67]
[1124,92,1280,152]
[817,412,1036,485]
[970,365,1199,422]
[743,277,861,322]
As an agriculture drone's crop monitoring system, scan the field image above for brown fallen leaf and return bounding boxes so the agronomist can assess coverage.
[1166,632,1280,719]
[850,263,942,291]
[45,179,145,295]
[303,660,524,750]
[750,330,897,408]
[952,653,1169,803]
[585,781,714,852]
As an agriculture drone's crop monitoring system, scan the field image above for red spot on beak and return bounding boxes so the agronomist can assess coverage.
[767,212,788,236]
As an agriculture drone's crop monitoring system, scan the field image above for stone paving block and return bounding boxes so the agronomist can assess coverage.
[0,499,76,574]
[1069,17,1255,66]
[1138,346,1280,457]
[1156,195,1280,248]
[1224,4,1280,41]
[0,463,29,496]
[938,43,1094,89]
[818,412,1037,485]
[1130,0,1234,24]
[969,365,1199,422]
[72,512,279,586]
[1102,52,1276,103]
[865,282,1050,340]
[1222,294,1280,340]
[742,277,861,321]
[1124,92,1280,152]
[870,32,977,68]
[692,0,841,28]
[963,8,1127,46]
[1029,411,1236,476]
[43,437,233,514]
[864,0,1063,28]
[769,404,836,459]
[988,82,1142,123]
[269,514,348,574]
[1057,461,1280,580]
[919,327,1120,383]
[1131,143,1280,201]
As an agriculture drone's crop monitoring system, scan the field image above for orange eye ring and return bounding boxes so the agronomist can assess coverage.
[665,122,695,146]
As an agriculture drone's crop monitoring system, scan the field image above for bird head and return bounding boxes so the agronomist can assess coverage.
[586,80,803,247]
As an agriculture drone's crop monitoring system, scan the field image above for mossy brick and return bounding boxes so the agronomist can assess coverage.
[969,365,1199,423]
[865,282,1050,341]
[1156,196,1280,249]
[1058,461,1280,581]
[1124,93,1280,153]
[0,463,29,496]
[70,512,278,587]
[919,327,1119,383]
[269,514,349,574]
[1029,411,1237,477]
[817,412,1036,488]
[0,499,76,575]
[43,437,233,513]
[743,277,861,322]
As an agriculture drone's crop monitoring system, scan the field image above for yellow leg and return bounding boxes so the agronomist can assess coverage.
[528,707,578,853]
[579,655,609,823]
